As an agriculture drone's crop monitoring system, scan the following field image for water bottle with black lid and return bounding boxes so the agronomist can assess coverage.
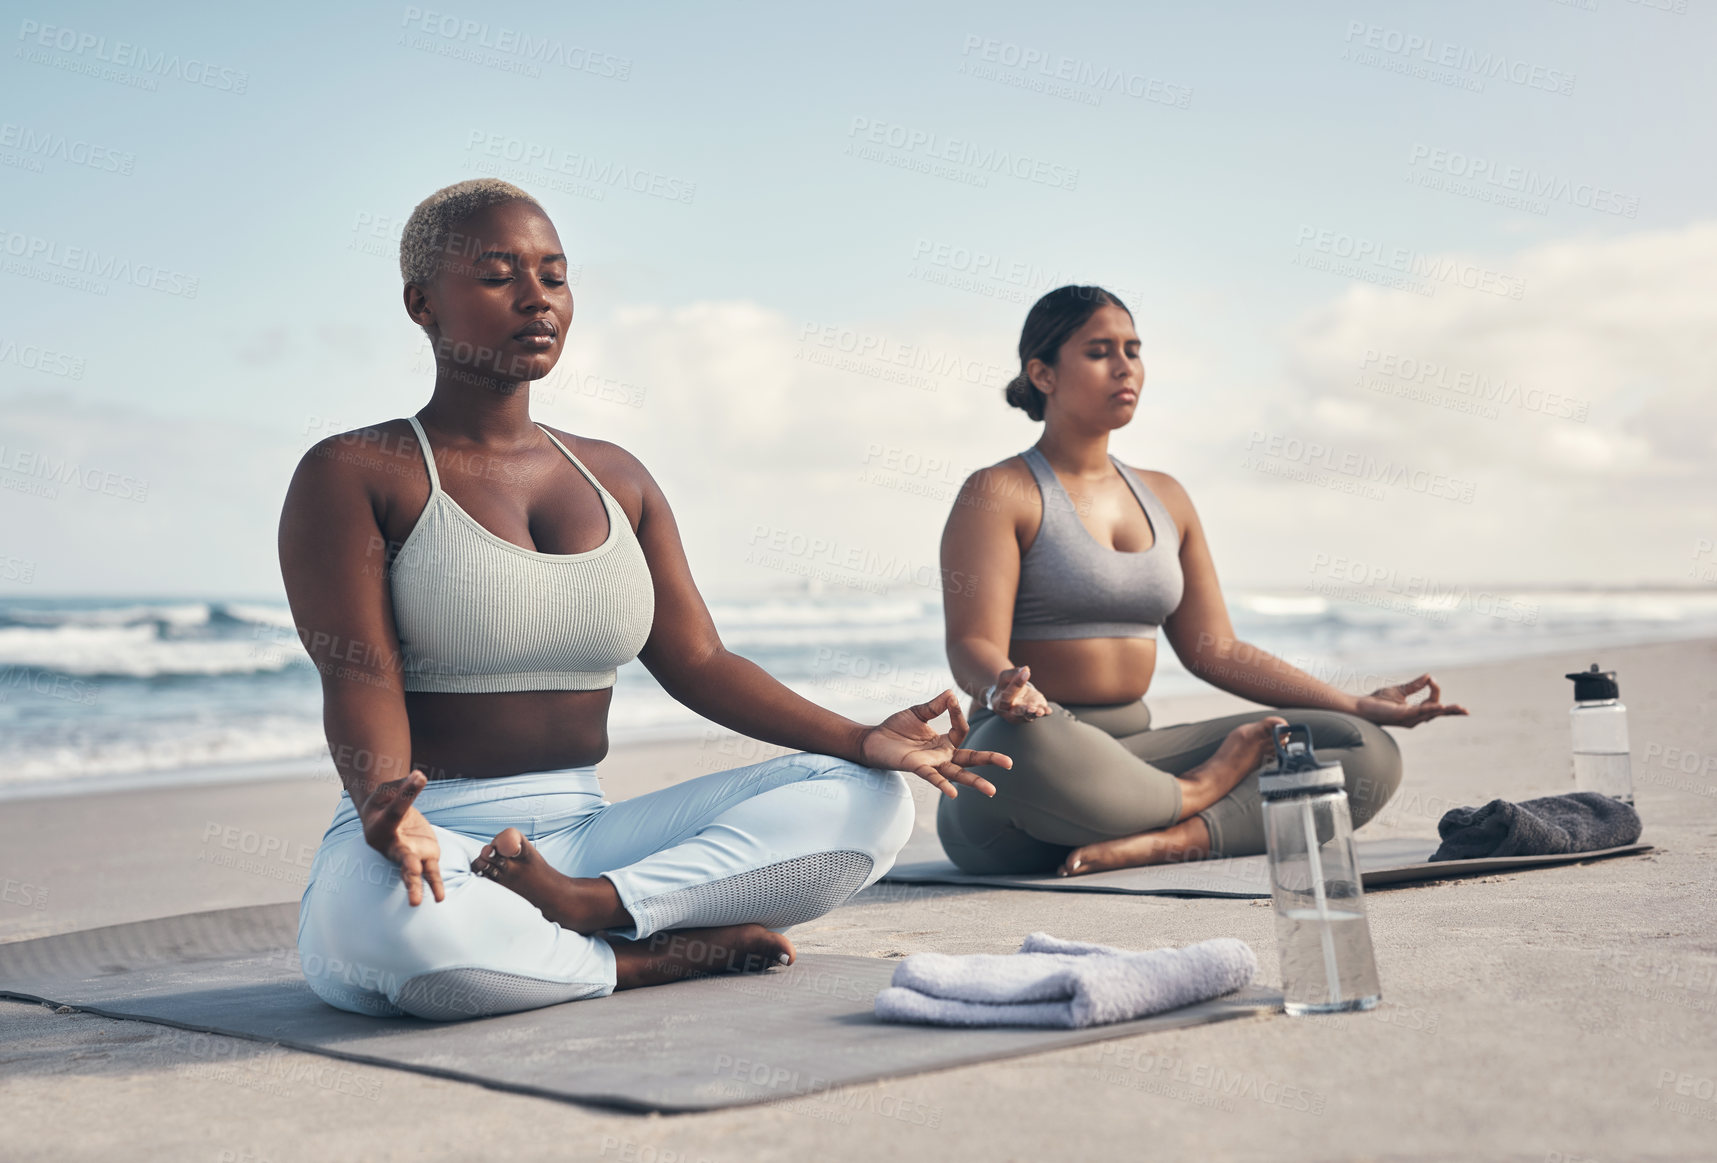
[1567,663,1633,803]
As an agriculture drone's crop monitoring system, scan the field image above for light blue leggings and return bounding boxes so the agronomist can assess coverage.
[296,752,916,1021]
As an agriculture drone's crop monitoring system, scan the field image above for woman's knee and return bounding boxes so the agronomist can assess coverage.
[1341,719,1402,827]
[299,930,609,1021]
[297,888,411,1016]
[298,877,599,1019]
[937,789,1069,875]
[297,831,617,1020]
[947,705,1098,813]
[296,938,409,1016]
[1270,709,1400,829]
[297,835,469,1006]
[965,703,1075,773]
[797,754,916,858]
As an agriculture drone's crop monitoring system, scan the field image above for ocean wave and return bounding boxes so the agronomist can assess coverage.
[216,602,299,630]
[4,588,1717,792]
[0,601,214,630]
[0,623,305,677]
[0,715,328,784]
[1236,594,1330,617]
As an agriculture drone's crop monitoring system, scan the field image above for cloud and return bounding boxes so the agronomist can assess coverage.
[1283,221,1717,483]
[1246,220,1717,584]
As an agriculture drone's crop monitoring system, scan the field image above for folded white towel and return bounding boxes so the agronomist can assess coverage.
[874,933,1257,1029]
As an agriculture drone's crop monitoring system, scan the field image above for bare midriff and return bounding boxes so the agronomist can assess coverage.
[405,688,613,780]
[1006,636,1158,707]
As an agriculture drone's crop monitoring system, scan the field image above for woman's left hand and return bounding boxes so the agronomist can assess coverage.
[1354,674,1469,728]
[857,689,1010,799]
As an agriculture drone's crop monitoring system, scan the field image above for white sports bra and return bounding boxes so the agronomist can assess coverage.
[388,415,655,692]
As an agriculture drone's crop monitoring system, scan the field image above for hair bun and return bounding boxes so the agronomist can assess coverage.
[1004,372,1044,421]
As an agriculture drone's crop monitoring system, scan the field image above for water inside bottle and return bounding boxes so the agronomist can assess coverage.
[1276,908,1382,1015]
[1573,752,1633,803]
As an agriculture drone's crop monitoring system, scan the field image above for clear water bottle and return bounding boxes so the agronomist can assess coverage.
[1260,723,1382,1016]
[1566,664,1633,803]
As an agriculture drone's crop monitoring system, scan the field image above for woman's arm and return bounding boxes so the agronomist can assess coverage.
[1154,472,1465,726]
[278,429,445,905]
[940,464,1050,722]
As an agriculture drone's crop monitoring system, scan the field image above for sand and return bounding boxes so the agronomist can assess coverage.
[2,637,1715,1162]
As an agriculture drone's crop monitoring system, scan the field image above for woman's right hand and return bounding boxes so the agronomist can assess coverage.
[358,769,446,907]
[988,665,1052,724]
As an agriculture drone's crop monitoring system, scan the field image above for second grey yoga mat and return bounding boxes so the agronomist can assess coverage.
[881,834,1653,897]
[0,904,1279,1113]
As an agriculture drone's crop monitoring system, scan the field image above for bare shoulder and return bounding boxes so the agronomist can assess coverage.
[292,418,423,498]
[976,450,1036,481]
[955,452,1037,522]
[1129,465,1189,503]
[537,424,645,478]
[280,421,426,562]
[1121,463,1198,531]
[536,424,652,510]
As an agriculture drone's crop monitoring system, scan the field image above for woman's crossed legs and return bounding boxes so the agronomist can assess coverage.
[936,701,1401,876]
[296,752,916,1020]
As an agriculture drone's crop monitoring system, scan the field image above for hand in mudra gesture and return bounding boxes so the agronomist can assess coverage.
[988,664,1051,724]
[1354,674,1469,728]
[359,769,446,907]
[857,688,1010,799]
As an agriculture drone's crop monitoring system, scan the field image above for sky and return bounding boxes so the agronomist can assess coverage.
[1,0,1713,599]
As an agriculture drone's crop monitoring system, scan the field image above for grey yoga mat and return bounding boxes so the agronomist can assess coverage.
[0,904,1279,1113]
[881,833,1653,897]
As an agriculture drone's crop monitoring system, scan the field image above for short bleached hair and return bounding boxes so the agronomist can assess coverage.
[398,178,543,287]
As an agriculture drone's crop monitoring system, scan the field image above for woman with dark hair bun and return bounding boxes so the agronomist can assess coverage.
[937,285,1467,876]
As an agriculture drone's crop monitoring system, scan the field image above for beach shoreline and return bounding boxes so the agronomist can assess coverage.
[7,585,1717,801]
[2,618,1702,806]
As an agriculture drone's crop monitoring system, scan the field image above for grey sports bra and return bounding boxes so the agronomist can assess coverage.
[1010,446,1185,641]
[389,415,655,692]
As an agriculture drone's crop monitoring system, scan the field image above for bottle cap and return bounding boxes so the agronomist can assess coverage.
[1565,663,1619,702]
[1259,723,1344,798]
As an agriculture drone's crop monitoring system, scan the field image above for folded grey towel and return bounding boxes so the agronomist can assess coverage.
[1430,791,1641,861]
[873,933,1257,1029]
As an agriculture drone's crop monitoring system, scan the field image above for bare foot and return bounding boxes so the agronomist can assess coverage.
[470,827,632,935]
[470,829,797,989]
[1056,715,1289,877]
[1173,715,1289,818]
[608,924,796,990]
[1060,817,1212,877]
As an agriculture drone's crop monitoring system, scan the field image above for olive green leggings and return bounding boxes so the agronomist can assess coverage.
[936,699,1402,873]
